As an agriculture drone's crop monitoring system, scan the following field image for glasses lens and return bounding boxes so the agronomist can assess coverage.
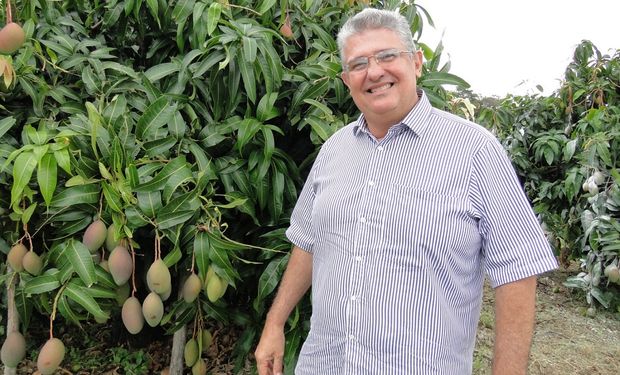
[376,49,400,63]
[348,58,369,72]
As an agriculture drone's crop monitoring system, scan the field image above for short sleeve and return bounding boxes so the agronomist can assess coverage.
[470,139,558,287]
[285,153,323,254]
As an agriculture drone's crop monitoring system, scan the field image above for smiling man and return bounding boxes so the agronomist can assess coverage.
[254,8,558,375]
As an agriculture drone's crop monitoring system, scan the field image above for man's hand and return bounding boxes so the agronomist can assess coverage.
[254,322,286,375]
[254,246,313,375]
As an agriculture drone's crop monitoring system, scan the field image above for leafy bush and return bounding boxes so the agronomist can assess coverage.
[0,0,468,371]
[475,41,620,313]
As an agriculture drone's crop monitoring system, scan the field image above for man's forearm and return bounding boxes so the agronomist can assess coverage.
[492,276,537,375]
[265,246,313,327]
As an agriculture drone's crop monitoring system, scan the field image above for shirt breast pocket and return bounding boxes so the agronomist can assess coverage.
[380,184,469,268]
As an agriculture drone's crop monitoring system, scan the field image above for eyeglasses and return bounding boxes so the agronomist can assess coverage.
[344,49,414,73]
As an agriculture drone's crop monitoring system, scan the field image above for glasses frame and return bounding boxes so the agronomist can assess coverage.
[344,49,414,73]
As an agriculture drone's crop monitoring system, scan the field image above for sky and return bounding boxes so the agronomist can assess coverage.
[417,0,620,97]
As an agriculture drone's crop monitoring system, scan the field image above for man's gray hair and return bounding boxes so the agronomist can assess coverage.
[337,8,416,63]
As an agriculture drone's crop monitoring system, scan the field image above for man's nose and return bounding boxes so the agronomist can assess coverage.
[366,57,385,76]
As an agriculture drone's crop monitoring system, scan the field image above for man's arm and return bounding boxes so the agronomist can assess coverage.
[255,246,313,375]
[492,275,537,375]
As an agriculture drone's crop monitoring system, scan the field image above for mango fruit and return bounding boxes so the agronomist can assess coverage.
[183,274,202,303]
[7,243,27,271]
[159,282,172,301]
[280,15,293,39]
[142,292,164,327]
[1,331,26,368]
[22,251,43,276]
[200,329,212,352]
[146,259,171,294]
[108,245,132,286]
[206,273,227,303]
[184,338,199,367]
[36,338,65,375]
[105,223,120,252]
[82,219,107,253]
[0,23,26,54]
[122,296,144,334]
[192,359,207,375]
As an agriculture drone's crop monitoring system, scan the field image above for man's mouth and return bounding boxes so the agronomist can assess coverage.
[367,83,393,94]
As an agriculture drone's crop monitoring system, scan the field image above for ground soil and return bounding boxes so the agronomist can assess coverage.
[473,263,620,375]
[3,263,619,374]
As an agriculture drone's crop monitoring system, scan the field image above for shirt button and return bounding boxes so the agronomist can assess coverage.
[351,295,357,301]
[355,256,363,262]
[359,217,366,223]
[368,180,375,186]
[348,334,355,341]
[377,145,384,151]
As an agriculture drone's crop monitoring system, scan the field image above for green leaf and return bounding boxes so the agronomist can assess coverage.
[95,266,117,289]
[419,71,470,88]
[134,156,189,192]
[11,151,38,208]
[590,287,611,309]
[25,125,49,145]
[102,182,123,213]
[269,169,285,220]
[162,246,183,267]
[194,231,210,281]
[254,254,289,312]
[144,63,180,82]
[0,116,16,138]
[172,0,195,23]
[144,136,177,157]
[169,112,187,139]
[64,239,97,287]
[64,281,109,321]
[54,149,72,175]
[104,95,128,121]
[102,62,139,79]
[58,294,85,328]
[23,274,61,295]
[137,191,163,218]
[136,96,176,140]
[242,36,258,63]
[86,102,104,158]
[146,0,159,22]
[206,2,222,36]
[156,210,195,230]
[158,190,200,217]
[257,92,278,122]
[236,118,262,153]
[256,0,277,14]
[563,139,578,161]
[38,153,58,207]
[51,184,100,207]
[237,55,256,103]
[21,203,37,225]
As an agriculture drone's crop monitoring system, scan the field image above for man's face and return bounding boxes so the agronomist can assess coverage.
[341,28,423,127]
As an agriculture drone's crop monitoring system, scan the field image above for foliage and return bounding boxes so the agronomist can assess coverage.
[475,40,620,312]
[0,0,469,372]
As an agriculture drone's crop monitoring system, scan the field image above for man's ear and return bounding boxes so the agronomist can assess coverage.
[414,50,423,78]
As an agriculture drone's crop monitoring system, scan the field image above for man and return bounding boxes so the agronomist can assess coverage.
[255,8,558,375]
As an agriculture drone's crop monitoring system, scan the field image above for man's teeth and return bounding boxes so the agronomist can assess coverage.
[369,83,392,93]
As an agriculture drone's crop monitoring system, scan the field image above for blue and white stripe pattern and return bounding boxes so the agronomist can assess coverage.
[286,90,558,374]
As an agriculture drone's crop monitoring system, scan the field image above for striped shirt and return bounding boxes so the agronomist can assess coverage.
[286,90,558,374]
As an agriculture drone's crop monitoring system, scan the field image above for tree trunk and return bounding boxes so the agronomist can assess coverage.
[4,269,18,375]
[168,282,186,375]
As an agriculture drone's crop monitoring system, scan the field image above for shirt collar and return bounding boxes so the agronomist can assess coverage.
[352,89,433,138]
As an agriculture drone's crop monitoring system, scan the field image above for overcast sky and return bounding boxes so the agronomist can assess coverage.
[418,0,619,97]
